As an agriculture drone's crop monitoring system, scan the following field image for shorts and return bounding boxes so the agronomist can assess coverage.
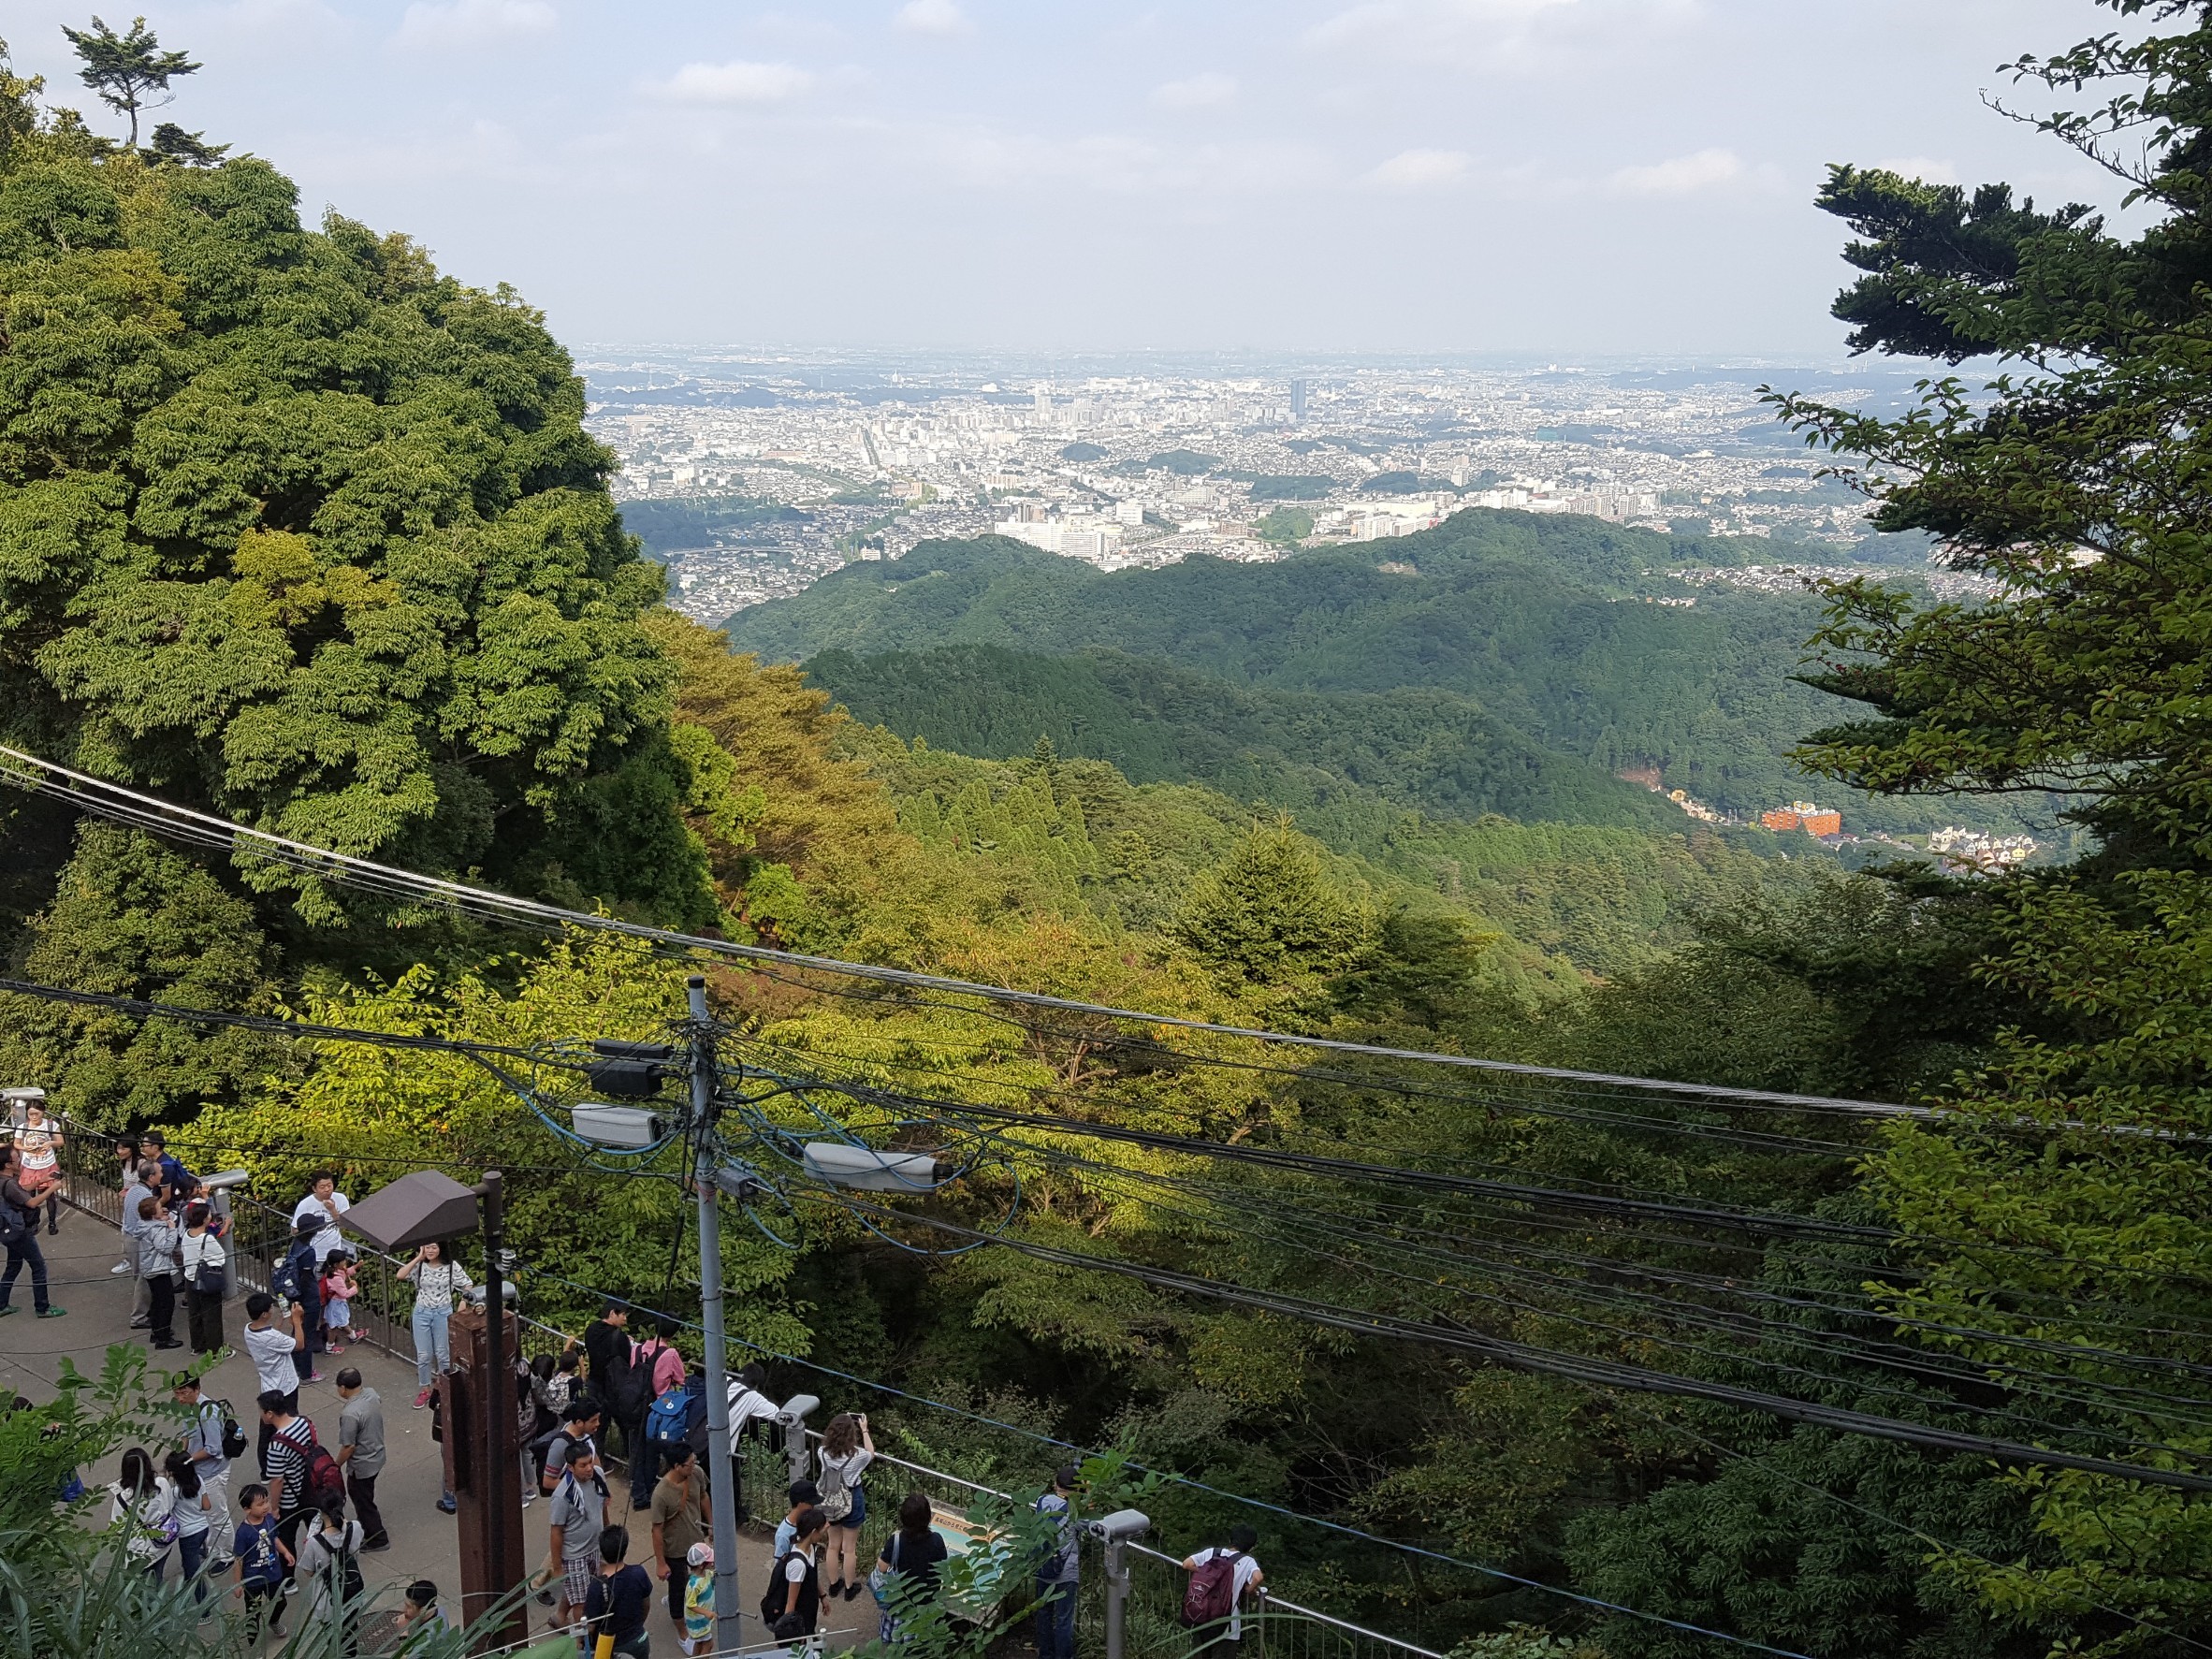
[833,1484,866,1530]
[18,1165,55,1196]
[561,1553,597,1609]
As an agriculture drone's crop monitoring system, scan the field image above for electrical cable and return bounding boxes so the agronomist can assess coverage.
[991,1133,2212,1424]
[15,745,2152,1140]
[815,1198,2212,1494]
[933,1121,2212,1448]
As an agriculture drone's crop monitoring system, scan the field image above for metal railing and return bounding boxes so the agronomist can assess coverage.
[53,1126,1444,1659]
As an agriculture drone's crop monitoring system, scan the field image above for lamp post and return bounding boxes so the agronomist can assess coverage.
[343,1168,521,1651]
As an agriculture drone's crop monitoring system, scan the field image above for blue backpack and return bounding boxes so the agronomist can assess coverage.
[647,1384,691,1447]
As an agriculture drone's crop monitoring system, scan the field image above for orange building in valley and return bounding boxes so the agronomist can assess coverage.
[1762,801,1841,837]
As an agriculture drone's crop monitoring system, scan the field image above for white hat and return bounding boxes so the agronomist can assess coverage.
[687,1542,713,1568]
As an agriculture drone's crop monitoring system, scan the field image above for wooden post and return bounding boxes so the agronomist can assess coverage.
[449,1302,528,1652]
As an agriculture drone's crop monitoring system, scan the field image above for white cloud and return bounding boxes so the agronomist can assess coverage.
[894,0,973,36]
[395,0,554,49]
[1302,0,1697,74]
[1364,147,1472,191]
[655,60,817,104]
[1154,72,1239,109]
[1872,155,1959,184]
[1608,146,1742,196]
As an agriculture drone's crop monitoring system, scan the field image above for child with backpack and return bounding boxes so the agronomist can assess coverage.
[1182,1526,1265,1651]
[292,1498,368,1637]
[759,1505,829,1646]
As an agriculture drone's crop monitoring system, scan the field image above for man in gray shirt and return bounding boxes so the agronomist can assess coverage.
[546,1441,609,1633]
[334,1368,390,1550]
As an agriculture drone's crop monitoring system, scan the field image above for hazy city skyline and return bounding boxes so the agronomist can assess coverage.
[8,1,2134,352]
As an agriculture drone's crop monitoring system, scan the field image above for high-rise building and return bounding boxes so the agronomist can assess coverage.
[1289,379,1308,421]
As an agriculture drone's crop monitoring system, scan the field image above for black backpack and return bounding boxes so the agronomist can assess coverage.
[205,1399,248,1463]
[606,1341,654,1418]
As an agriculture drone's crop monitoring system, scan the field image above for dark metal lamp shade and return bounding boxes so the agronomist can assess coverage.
[342,1169,481,1251]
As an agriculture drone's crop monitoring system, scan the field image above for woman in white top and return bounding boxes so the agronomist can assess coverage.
[108,1446,176,1581]
[398,1238,472,1407]
[815,1410,875,1600]
[162,1448,216,1605]
[178,1201,228,1357]
[11,1100,61,1236]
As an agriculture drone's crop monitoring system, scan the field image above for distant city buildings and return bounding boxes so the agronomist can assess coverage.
[577,353,1972,623]
[1928,825,2039,871]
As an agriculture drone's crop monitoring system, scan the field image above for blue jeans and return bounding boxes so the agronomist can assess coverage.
[178,1530,209,1605]
[0,1231,50,1312]
[1034,1574,1076,1659]
[413,1304,451,1390]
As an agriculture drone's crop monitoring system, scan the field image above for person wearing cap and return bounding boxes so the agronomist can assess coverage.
[1033,1463,1083,1659]
[680,1541,715,1657]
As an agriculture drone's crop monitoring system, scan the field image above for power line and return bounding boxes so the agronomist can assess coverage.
[823,1200,2212,1495]
[0,747,1945,1119]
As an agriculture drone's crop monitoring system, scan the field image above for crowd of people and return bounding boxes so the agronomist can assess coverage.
[12,1109,1277,1657]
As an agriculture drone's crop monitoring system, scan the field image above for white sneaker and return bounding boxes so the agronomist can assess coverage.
[110,1262,133,1275]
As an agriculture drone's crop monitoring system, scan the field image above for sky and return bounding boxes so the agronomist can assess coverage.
[7,0,2141,356]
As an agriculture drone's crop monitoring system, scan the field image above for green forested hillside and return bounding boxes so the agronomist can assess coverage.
[806,643,1677,831]
[721,519,1972,831]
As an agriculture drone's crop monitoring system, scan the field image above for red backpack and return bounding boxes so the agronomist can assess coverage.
[299,1422,346,1510]
[1181,1550,1244,1628]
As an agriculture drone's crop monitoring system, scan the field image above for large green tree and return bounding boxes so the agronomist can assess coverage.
[0,71,712,938]
[1751,1,2212,1644]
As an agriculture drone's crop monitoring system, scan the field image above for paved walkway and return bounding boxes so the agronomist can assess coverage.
[0,1209,856,1652]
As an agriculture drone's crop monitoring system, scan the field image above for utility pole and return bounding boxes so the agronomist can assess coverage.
[477,1168,507,1648]
[689,974,747,1657]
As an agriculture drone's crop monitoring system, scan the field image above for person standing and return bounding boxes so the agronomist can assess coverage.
[648,1442,711,1632]
[398,1239,471,1410]
[321,1252,357,1356]
[241,1293,307,1477]
[1032,1464,1081,1659]
[292,1497,368,1655]
[1181,1526,1265,1654]
[163,1448,216,1608]
[291,1172,352,1267]
[875,1492,950,1645]
[258,1390,320,1558]
[276,1217,326,1381]
[139,1131,191,1203]
[583,1524,655,1659]
[541,1396,604,1494]
[333,1369,390,1551]
[136,1193,183,1351]
[0,1145,64,1320]
[108,1446,175,1582]
[178,1201,228,1358]
[109,1137,138,1274]
[584,1300,632,1394]
[119,1157,157,1322]
[231,1483,294,1641]
[680,1543,714,1658]
[622,1318,681,1514]
[173,1374,235,1570]
[546,1441,612,1637]
[763,1506,827,1642]
[815,1411,874,1601]
[724,1361,779,1527]
[11,1097,62,1235]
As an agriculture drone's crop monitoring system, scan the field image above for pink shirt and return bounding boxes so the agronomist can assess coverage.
[637,1338,685,1398]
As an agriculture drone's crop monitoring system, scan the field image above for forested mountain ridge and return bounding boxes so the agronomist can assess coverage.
[805,642,1680,831]
[721,520,1977,831]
